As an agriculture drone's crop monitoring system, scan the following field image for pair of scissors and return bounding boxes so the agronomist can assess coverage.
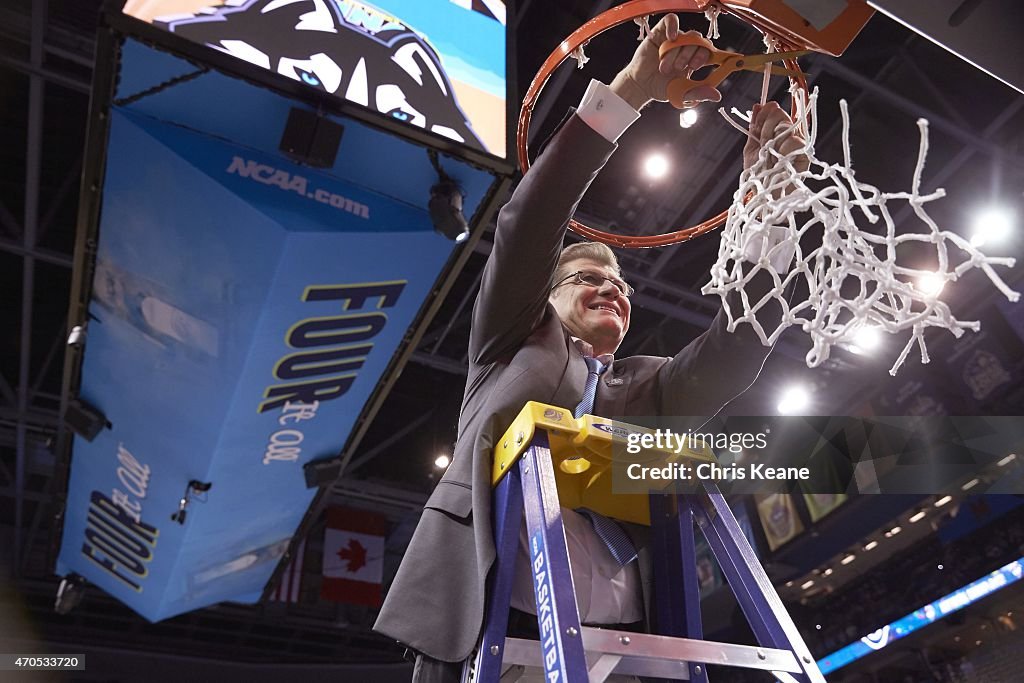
[657,34,810,109]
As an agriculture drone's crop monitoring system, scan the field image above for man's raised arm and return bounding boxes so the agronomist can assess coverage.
[468,15,721,365]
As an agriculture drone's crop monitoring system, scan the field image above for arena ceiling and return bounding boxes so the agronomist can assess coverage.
[1,0,1022,671]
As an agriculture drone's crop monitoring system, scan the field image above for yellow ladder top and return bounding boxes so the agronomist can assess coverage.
[491,402,717,525]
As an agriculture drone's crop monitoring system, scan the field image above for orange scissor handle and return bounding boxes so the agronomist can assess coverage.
[657,33,745,109]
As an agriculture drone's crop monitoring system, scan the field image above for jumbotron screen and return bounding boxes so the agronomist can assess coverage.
[123,0,508,158]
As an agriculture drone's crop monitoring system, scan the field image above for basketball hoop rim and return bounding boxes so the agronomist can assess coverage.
[517,0,811,249]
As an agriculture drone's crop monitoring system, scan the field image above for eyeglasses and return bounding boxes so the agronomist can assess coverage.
[552,270,635,298]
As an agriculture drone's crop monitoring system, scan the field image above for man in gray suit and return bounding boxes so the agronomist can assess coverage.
[375,13,803,681]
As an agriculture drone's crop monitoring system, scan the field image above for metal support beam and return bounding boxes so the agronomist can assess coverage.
[525,0,615,145]
[344,411,435,473]
[0,373,16,408]
[648,165,746,279]
[809,37,912,181]
[29,326,65,407]
[898,49,970,128]
[0,52,90,94]
[429,268,482,354]
[38,156,82,242]
[15,0,47,576]
[410,351,469,376]
[0,487,50,503]
[0,199,22,238]
[817,57,1024,172]
[0,237,73,268]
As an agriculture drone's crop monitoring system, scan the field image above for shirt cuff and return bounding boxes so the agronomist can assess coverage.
[576,80,641,143]
[742,223,797,272]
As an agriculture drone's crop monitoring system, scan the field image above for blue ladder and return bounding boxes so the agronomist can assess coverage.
[465,402,825,683]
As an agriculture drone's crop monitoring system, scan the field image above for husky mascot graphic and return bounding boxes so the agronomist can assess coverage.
[155,0,487,152]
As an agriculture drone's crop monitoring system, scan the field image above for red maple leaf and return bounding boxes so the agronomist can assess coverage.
[337,538,368,573]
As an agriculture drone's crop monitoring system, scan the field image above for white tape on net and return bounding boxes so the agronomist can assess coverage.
[704,89,1019,375]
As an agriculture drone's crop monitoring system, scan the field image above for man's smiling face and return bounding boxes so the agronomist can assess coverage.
[549,258,631,356]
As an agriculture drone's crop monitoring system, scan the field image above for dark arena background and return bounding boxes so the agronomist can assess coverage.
[1,1,1023,681]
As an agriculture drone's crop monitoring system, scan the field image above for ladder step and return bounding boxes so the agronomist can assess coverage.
[500,627,803,679]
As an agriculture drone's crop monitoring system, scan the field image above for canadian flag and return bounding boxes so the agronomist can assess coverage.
[320,507,387,606]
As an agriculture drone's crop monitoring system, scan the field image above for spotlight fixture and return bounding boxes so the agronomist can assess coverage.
[864,540,878,551]
[847,325,882,355]
[679,109,699,128]
[916,272,945,296]
[969,207,1013,248]
[777,385,810,415]
[434,454,451,469]
[935,495,952,507]
[998,453,1017,467]
[429,180,470,243]
[427,149,470,243]
[54,574,87,615]
[962,478,980,491]
[67,324,87,347]
[909,509,927,523]
[841,554,856,565]
[642,153,669,180]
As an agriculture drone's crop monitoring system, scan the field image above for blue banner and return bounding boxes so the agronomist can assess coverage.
[57,105,456,620]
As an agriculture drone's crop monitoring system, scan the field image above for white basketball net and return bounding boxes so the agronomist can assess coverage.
[703,88,1019,375]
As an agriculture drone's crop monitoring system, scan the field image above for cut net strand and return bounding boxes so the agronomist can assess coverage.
[706,88,1019,375]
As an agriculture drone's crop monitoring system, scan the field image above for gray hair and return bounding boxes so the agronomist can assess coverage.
[552,242,621,287]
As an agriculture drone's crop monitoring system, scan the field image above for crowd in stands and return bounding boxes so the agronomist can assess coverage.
[795,501,1024,657]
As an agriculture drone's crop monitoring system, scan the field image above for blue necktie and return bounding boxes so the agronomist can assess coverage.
[574,356,605,418]
[572,356,638,566]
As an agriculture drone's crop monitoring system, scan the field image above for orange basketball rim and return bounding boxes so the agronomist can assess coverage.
[517,0,873,248]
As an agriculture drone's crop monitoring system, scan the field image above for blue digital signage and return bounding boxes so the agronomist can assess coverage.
[818,557,1024,674]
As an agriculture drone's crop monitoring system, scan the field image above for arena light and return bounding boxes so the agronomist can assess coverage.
[885,526,901,537]
[823,567,833,577]
[863,540,878,551]
[916,272,945,296]
[776,385,810,415]
[434,454,451,469]
[801,579,815,590]
[998,453,1017,467]
[679,109,699,128]
[841,554,856,565]
[934,495,952,507]
[961,478,980,491]
[970,208,1013,248]
[909,510,927,523]
[643,152,670,180]
[847,325,882,355]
